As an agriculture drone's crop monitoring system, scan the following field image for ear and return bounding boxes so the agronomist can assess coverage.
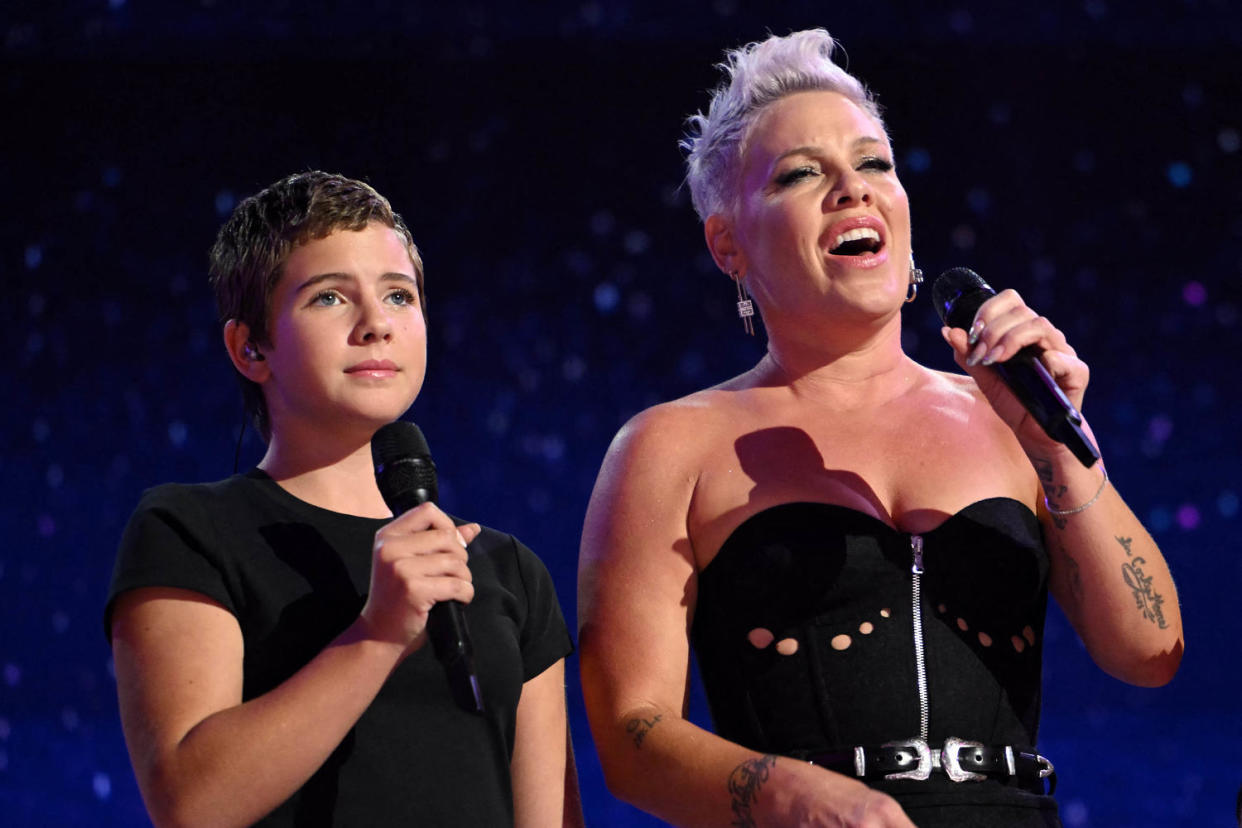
[223,319,271,383]
[704,213,747,280]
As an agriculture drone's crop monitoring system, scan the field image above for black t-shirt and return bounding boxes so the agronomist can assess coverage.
[106,470,573,827]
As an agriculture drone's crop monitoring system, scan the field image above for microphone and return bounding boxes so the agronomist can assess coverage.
[932,268,1100,468]
[371,421,485,714]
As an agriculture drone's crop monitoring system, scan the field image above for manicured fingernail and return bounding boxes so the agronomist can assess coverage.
[968,319,985,345]
[966,342,987,366]
[981,346,1004,366]
[457,531,468,547]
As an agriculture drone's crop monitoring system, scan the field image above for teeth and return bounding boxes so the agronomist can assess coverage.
[831,227,881,250]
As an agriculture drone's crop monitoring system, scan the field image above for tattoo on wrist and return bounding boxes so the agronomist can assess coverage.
[624,714,663,748]
[727,754,776,828]
[1033,458,1069,529]
[1121,556,1169,629]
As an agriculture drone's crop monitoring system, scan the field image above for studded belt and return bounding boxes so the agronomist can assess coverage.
[804,736,1057,793]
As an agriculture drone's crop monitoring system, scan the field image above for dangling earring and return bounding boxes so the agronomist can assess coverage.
[733,271,755,335]
[906,255,924,303]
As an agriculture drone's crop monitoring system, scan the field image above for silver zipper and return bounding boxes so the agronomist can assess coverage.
[910,534,929,741]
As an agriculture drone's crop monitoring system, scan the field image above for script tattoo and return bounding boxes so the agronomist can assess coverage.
[727,754,776,828]
[1121,556,1168,629]
[625,714,663,748]
[1115,535,1134,556]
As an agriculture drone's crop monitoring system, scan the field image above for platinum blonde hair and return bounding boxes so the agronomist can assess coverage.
[681,29,884,221]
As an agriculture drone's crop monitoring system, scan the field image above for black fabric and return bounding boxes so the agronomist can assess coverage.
[105,469,573,827]
[692,498,1061,824]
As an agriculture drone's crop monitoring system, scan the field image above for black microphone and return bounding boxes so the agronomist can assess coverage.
[371,421,485,714]
[932,268,1100,468]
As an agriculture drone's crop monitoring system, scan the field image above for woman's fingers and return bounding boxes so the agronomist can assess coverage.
[964,290,1074,367]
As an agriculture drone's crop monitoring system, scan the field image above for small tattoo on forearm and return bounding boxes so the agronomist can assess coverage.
[1034,459,1069,529]
[1034,458,1055,486]
[625,714,663,748]
[1065,553,1085,602]
[727,754,775,828]
[1121,557,1168,629]
[1115,535,1133,557]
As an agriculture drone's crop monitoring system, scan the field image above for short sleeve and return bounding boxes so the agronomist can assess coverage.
[510,536,574,680]
[104,485,237,642]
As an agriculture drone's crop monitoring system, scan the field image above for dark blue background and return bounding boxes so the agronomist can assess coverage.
[4,1,1240,825]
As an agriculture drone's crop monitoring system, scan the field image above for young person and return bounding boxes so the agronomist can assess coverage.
[107,171,577,827]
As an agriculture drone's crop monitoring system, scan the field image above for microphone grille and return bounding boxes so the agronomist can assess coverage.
[931,267,992,329]
[371,421,438,509]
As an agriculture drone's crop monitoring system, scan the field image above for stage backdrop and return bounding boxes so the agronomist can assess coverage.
[3,2,1239,825]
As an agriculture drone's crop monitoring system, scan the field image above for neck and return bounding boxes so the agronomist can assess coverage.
[257,419,392,518]
[758,310,917,408]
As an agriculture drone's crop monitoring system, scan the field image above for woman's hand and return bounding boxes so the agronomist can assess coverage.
[940,288,1089,454]
[768,759,917,827]
[360,502,480,653]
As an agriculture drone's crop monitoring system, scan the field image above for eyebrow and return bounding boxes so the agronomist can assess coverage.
[294,271,418,294]
[774,136,888,163]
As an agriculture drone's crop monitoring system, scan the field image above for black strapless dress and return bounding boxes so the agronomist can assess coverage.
[692,499,1061,826]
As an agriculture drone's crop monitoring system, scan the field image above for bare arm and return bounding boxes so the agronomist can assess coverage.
[943,291,1183,686]
[1034,447,1182,685]
[111,503,479,828]
[578,408,914,828]
[510,659,571,828]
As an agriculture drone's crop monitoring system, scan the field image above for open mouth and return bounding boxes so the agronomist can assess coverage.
[828,227,883,256]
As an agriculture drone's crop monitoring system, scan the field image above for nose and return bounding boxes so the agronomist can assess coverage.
[351,295,393,344]
[827,167,872,209]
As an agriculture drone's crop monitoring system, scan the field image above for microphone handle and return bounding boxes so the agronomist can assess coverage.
[385,485,484,714]
[994,345,1100,468]
[428,600,484,714]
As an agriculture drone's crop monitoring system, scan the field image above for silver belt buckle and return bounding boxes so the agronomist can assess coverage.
[941,736,987,783]
[880,737,932,781]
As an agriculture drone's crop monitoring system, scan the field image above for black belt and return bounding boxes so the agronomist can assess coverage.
[804,737,1056,794]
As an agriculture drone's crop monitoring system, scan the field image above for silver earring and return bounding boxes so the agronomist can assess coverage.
[906,255,924,303]
[733,272,755,335]
[243,342,265,361]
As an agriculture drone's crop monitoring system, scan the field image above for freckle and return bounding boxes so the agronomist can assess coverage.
[978,632,993,647]
[859,622,874,635]
[937,604,947,614]
[1023,626,1036,645]
[957,617,969,631]
[776,637,799,655]
[830,634,852,651]
[1011,635,1026,653]
[747,628,774,649]
[880,608,891,618]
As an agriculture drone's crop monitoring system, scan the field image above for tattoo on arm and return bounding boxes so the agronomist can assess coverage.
[1114,536,1167,627]
[1121,556,1169,629]
[727,754,776,828]
[624,714,663,748]
[1064,552,1084,604]
[1033,458,1069,530]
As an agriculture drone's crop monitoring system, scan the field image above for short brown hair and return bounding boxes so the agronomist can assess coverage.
[208,171,426,439]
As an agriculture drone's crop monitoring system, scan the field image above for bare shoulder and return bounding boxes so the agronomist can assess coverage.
[924,366,984,399]
[919,367,1010,429]
[584,383,754,563]
[606,384,749,470]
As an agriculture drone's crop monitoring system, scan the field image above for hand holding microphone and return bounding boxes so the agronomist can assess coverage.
[932,268,1100,468]
[368,421,486,714]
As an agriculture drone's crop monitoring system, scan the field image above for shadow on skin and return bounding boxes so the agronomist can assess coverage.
[724,426,954,536]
